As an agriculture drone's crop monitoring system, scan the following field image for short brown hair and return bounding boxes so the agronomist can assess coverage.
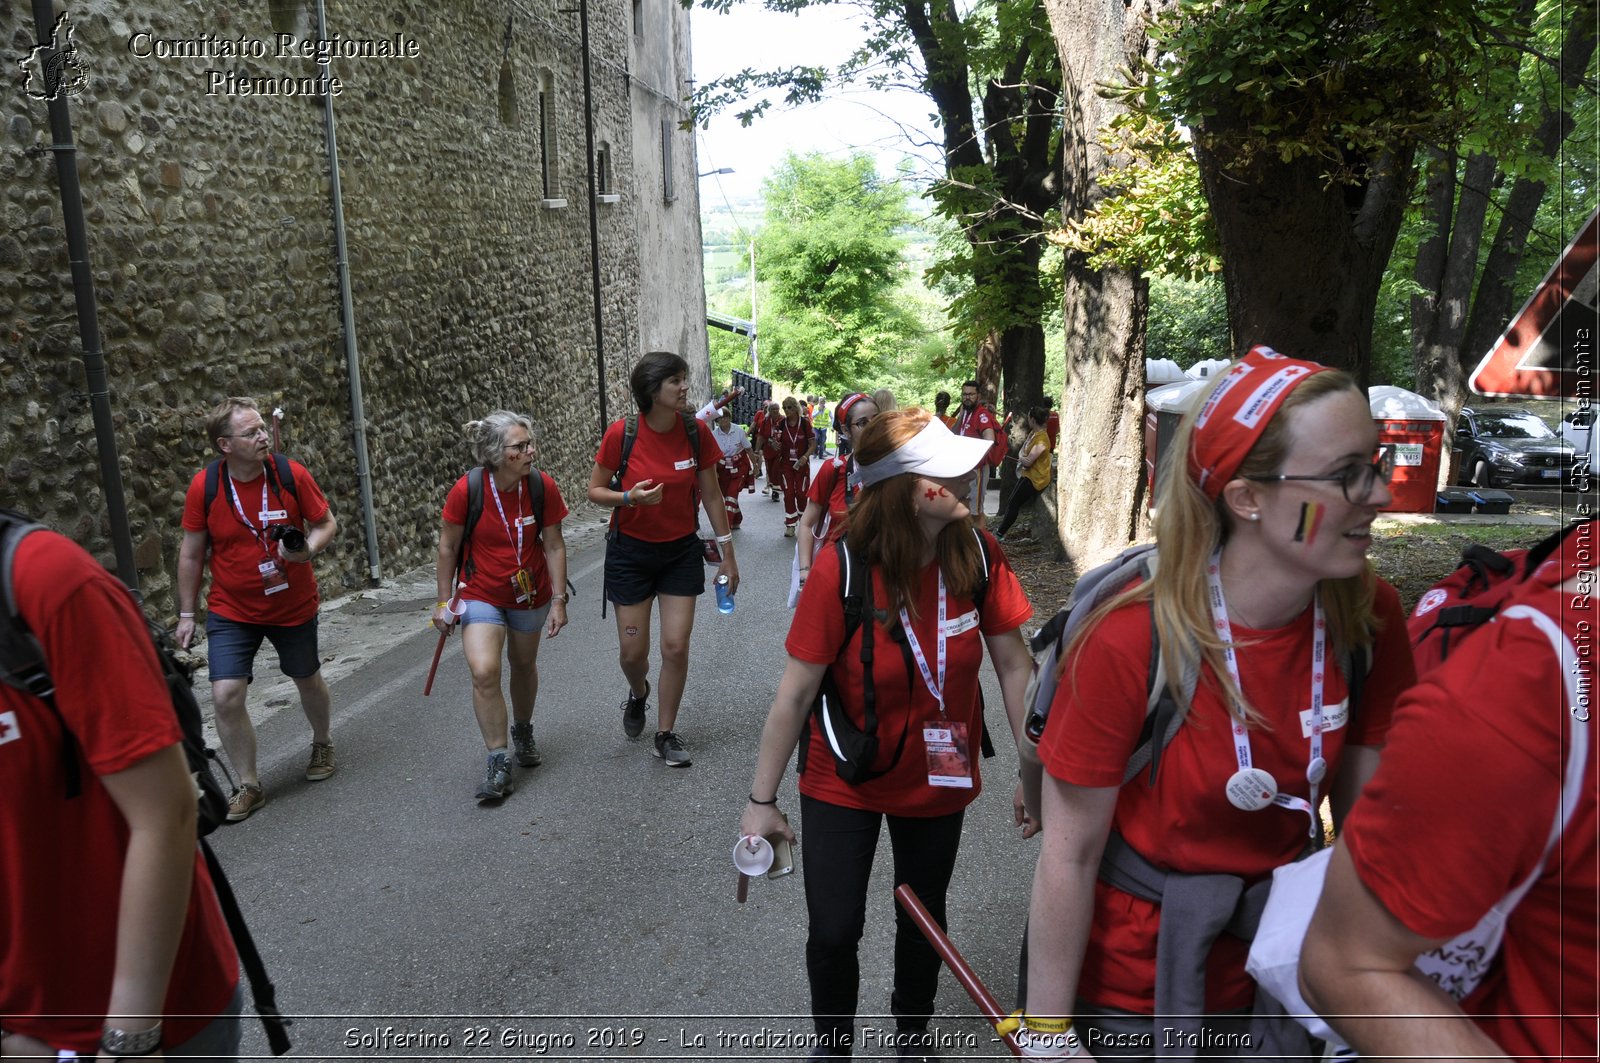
[204,397,259,454]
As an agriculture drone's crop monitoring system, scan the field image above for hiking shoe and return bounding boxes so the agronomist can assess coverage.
[784,524,796,538]
[475,751,515,803]
[653,730,692,767]
[510,722,542,767]
[621,681,650,739]
[305,741,337,781]
[894,1031,940,1063]
[226,784,265,822]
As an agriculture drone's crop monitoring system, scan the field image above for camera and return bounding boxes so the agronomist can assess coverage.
[266,525,308,553]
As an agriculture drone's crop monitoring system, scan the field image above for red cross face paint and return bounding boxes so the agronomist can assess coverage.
[1295,501,1325,546]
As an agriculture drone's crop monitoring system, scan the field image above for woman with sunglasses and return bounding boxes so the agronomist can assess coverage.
[794,393,879,594]
[1015,347,1416,1060]
[433,411,569,804]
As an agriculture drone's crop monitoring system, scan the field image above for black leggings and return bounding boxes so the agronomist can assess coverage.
[800,793,966,1053]
[995,478,1044,537]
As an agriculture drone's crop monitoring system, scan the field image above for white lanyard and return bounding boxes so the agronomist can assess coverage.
[1205,550,1326,837]
[899,573,948,718]
[228,475,275,559]
[489,478,526,567]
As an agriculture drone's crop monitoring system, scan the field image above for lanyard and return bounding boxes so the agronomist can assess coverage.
[227,474,275,560]
[1205,550,1327,837]
[489,477,526,567]
[899,573,948,718]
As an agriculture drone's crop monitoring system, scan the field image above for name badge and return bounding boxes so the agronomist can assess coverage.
[943,610,980,636]
[673,458,696,471]
[259,509,289,522]
[518,515,539,527]
[1299,698,1350,738]
[258,559,289,595]
[923,720,973,789]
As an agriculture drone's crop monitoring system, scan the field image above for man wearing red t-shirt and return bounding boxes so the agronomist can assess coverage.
[1303,524,1598,1061]
[0,524,241,1060]
[955,380,999,518]
[176,397,339,822]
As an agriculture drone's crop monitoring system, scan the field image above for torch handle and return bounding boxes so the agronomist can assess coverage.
[893,884,1022,1056]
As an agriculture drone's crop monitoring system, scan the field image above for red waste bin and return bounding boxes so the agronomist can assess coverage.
[1369,386,1447,514]
[1144,379,1211,511]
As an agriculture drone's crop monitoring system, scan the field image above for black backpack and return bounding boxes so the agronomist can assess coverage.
[203,452,299,517]
[0,511,293,1055]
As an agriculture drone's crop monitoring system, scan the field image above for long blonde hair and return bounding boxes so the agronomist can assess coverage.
[850,409,983,619]
[1064,369,1378,727]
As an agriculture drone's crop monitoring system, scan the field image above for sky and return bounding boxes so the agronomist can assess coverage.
[687,3,942,204]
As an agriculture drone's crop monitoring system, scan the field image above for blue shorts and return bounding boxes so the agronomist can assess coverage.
[205,613,322,682]
[604,532,705,605]
[459,597,551,634]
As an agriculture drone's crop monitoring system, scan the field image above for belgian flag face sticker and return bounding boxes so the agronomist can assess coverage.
[1294,501,1325,546]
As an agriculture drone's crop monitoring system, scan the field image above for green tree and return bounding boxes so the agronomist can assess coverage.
[691,0,1064,436]
[752,152,921,393]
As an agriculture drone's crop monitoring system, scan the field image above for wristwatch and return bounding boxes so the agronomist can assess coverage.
[550,593,569,604]
[100,1024,162,1057]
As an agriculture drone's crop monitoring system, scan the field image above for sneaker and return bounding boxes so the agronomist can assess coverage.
[226,784,265,822]
[621,681,650,739]
[510,722,542,767]
[894,1031,940,1063]
[784,524,796,538]
[653,729,692,767]
[475,751,515,803]
[769,487,780,501]
[305,741,337,781]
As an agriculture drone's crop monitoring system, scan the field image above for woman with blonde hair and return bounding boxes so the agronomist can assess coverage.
[773,395,815,536]
[433,411,568,803]
[1015,347,1417,1060]
[742,408,1037,1060]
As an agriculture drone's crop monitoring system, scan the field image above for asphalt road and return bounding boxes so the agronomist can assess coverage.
[210,471,1040,1062]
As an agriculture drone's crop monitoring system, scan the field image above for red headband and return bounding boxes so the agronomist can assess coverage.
[1188,345,1334,500]
[835,392,872,432]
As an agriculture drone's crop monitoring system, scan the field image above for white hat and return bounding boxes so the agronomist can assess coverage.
[853,415,992,488]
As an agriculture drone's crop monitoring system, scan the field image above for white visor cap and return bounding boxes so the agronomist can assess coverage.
[853,415,993,489]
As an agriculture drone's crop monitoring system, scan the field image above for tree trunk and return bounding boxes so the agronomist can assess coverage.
[998,317,1046,506]
[1193,143,1412,382]
[1044,0,1158,564]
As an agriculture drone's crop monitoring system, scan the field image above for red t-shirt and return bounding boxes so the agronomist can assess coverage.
[0,533,239,1053]
[181,459,331,627]
[441,471,568,609]
[955,404,999,439]
[805,457,858,545]
[1039,577,1414,1013]
[1343,550,1597,1060]
[786,530,1032,817]
[595,415,719,542]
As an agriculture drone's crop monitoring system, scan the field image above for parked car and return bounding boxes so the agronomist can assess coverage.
[1559,408,1594,454]
[1453,407,1577,488]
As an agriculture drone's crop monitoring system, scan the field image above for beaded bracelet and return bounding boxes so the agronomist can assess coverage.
[748,793,778,805]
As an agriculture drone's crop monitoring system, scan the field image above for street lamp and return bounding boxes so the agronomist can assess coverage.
[698,167,734,177]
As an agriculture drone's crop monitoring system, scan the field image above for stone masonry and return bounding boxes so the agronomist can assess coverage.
[1,0,709,612]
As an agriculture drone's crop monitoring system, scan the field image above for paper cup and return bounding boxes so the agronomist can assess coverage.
[732,835,774,876]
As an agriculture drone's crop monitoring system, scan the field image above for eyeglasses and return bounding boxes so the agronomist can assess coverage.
[229,427,270,440]
[504,441,535,454]
[1249,445,1395,503]
[848,417,872,429]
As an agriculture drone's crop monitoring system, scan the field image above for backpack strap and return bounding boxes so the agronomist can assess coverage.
[203,458,222,518]
[458,468,548,586]
[201,839,295,1054]
[266,453,298,503]
[0,511,82,798]
[206,455,299,521]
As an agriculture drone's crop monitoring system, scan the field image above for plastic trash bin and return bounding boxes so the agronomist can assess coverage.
[1369,385,1447,514]
[1144,379,1212,509]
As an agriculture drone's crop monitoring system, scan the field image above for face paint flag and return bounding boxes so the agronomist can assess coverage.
[1294,502,1325,546]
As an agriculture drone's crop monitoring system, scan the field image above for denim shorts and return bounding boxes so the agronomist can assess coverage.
[459,597,551,634]
[205,613,321,682]
[604,532,705,605]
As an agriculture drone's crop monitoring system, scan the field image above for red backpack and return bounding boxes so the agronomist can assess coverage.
[1407,522,1579,677]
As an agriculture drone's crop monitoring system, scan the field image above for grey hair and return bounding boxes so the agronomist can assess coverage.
[465,410,536,468]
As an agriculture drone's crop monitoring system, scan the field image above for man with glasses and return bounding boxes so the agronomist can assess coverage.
[176,397,339,822]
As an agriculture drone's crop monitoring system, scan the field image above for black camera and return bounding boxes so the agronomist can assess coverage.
[267,525,308,553]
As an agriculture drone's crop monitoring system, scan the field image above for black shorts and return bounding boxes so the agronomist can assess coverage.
[605,531,705,605]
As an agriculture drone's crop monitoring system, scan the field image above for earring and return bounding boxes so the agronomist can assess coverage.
[1249,513,1260,522]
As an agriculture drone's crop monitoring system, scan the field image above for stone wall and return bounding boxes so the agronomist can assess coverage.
[0,0,707,611]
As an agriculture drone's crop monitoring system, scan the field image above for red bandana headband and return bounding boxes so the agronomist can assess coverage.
[1188,345,1334,501]
[834,392,871,432]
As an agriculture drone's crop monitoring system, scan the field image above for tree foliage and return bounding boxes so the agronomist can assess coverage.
[749,152,923,393]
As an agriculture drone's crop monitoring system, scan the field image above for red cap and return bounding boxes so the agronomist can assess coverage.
[1188,345,1334,501]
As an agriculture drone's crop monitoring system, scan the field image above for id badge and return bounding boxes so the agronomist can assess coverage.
[923,720,973,789]
[259,508,289,522]
[510,568,534,603]
[259,559,289,595]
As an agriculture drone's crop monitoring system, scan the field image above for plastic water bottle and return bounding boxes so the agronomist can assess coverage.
[715,574,735,614]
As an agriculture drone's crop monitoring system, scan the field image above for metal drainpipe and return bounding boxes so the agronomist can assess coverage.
[578,0,609,437]
[29,0,139,595]
[316,0,381,583]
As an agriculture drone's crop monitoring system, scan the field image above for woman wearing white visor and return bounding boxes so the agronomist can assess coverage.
[741,408,1038,1060]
